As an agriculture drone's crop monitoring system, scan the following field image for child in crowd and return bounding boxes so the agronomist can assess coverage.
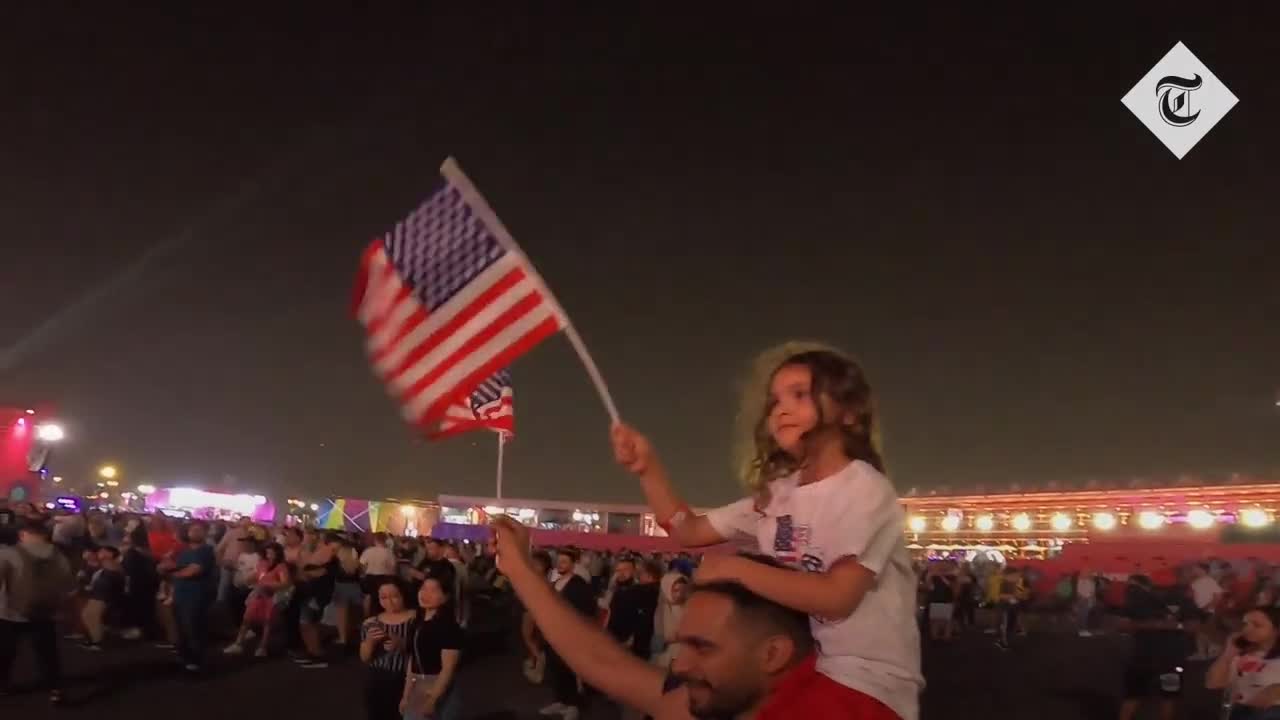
[612,342,924,720]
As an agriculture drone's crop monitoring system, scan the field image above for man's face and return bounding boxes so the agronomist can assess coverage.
[614,560,635,585]
[556,554,574,576]
[187,523,207,544]
[426,541,444,561]
[669,593,771,719]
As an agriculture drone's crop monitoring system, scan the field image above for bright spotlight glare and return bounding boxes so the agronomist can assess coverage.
[1187,509,1215,529]
[1092,512,1117,530]
[1138,511,1165,530]
[908,516,927,533]
[136,484,156,495]
[940,515,961,532]
[1241,508,1272,528]
[974,514,995,531]
[1011,513,1032,531]
[1051,513,1073,531]
[36,424,64,442]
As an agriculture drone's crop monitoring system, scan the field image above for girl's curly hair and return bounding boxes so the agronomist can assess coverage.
[733,341,885,504]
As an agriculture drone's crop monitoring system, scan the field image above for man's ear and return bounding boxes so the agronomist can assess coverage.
[758,633,796,676]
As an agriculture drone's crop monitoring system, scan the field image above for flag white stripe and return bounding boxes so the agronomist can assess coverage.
[383,274,540,390]
[356,250,400,326]
[369,253,522,375]
[401,305,554,421]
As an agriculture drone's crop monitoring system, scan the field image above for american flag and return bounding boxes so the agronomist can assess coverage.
[432,368,515,440]
[353,160,565,435]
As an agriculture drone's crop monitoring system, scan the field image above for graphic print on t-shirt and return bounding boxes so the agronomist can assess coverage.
[773,514,811,565]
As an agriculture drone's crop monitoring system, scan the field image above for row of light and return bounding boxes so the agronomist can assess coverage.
[908,508,1274,534]
[286,498,322,512]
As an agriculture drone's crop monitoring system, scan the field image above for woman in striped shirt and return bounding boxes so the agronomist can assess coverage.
[361,581,417,720]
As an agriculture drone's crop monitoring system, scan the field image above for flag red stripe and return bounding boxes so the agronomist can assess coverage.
[416,314,559,426]
[395,287,545,409]
[375,264,528,376]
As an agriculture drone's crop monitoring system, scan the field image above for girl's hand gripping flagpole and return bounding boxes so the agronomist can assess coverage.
[440,157,622,425]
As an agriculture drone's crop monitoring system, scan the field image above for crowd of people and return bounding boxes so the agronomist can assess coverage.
[5,344,1280,720]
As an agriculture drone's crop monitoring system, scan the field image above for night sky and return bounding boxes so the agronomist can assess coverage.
[3,5,1277,507]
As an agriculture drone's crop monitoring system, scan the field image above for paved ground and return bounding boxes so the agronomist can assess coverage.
[0,627,1225,719]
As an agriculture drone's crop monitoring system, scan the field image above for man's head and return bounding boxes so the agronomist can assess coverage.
[556,548,579,576]
[613,558,636,585]
[18,519,52,547]
[669,558,815,719]
[98,545,122,567]
[425,538,446,561]
[639,560,663,585]
[185,521,208,545]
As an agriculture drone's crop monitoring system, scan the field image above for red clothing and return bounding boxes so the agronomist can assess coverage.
[1150,567,1177,588]
[757,654,901,720]
[149,530,180,560]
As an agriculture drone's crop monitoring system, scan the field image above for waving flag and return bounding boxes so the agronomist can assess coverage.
[353,160,566,435]
[432,368,515,440]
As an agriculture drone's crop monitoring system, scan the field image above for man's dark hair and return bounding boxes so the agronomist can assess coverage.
[19,518,52,539]
[559,547,580,562]
[690,553,815,657]
[641,560,664,581]
[100,546,122,560]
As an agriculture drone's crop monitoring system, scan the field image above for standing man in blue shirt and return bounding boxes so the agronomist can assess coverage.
[160,520,216,672]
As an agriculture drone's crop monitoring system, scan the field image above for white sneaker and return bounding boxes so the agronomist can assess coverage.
[120,628,143,640]
[562,707,580,720]
[1078,630,1093,637]
[223,643,244,655]
[245,629,257,641]
[254,647,268,658]
[539,703,567,716]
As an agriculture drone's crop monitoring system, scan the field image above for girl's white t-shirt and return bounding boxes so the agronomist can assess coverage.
[705,460,924,720]
[1231,651,1280,706]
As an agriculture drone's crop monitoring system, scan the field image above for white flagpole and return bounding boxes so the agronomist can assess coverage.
[495,431,505,500]
[440,157,622,425]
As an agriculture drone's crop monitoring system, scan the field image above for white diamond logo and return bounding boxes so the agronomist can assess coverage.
[1121,42,1238,159]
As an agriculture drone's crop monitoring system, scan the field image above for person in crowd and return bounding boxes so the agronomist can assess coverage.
[952,564,977,633]
[411,538,457,593]
[651,571,690,668]
[119,525,159,641]
[329,535,364,650]
[1207,606,1280,720]
[442,542,470,627]
[402,576,464,720]
[925,562,956,642]
[1118,574,1188,720]
[67,547,101,640]
[1191,562,1226,660]
[362,532,399,615]
[160,519,217,673]
[492,515,867,720]
[81,545,126,650]
[228,534,262,629]
[521,551,553,684]
[361,581,417,720]
[1075,567,1099,637]
[295,530,338,669]
[216,516,254,607]
[225,541,292,657]
[613,343,924,720]
[602,556,637,623]
[0,519,75,704]
[608,558,661,660]
[995,566,1029,651]
[541,547,597,719]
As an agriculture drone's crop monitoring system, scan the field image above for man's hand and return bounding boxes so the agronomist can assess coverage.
[490,515,532,575]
